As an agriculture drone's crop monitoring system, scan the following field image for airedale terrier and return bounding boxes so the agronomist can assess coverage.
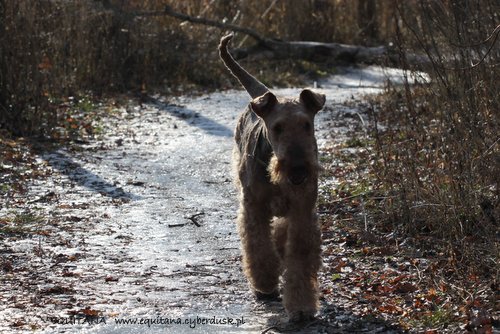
[219,34,325,322]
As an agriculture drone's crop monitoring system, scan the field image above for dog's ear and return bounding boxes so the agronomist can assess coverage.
[299,89,326,114]
[250,91,277,118]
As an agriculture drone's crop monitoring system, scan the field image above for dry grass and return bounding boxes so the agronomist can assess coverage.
[0,0,406,137]
[370,1,499,277]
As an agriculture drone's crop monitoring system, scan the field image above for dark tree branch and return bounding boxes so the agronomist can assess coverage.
[98,3,268,43]
[163,5,267,44]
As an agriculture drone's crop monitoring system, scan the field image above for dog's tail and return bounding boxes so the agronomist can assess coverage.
[218,33,269,99]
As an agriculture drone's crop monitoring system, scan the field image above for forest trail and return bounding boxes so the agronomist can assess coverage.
[1,67,415,333]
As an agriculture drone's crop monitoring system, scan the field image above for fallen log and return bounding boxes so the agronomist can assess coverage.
[161,5,429,68]
[231,39,388,63]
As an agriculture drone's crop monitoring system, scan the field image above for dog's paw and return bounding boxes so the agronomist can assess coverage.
[287,310,316,323]
[255,289,281,302]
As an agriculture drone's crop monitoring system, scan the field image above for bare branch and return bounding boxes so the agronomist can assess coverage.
[163,5,267,44]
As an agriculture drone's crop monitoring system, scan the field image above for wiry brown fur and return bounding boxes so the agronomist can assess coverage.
[219,34,325,322]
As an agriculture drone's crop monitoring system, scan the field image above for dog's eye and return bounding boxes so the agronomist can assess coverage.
[303,121,311,132]
[273,123,283,135]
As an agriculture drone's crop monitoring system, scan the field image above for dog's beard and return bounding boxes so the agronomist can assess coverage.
[268,155,320,186]
[268,155,286,185]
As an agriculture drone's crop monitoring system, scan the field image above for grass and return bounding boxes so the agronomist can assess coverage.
[344,136,373,148]
[409,307,455,330]
[0,212,44,236]
[0,184,10,193]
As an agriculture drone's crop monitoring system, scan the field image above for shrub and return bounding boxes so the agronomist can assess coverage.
[372,1,499,274]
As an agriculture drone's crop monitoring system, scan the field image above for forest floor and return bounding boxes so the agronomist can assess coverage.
[0,66,497,333]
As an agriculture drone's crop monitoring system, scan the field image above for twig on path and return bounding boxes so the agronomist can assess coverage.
[168,223,186,228]
[187,212,204,227]
[203,179,230,184]
[167,212,205,228]
[164,270,220,279]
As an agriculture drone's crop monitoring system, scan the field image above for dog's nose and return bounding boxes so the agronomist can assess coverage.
[288,166,308,185]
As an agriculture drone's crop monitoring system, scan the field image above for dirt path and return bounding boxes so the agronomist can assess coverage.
[1,67,412,333]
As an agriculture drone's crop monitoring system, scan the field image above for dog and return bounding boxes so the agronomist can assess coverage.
[219,33,325,322]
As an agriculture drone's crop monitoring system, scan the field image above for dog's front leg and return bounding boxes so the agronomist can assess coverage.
[282,208,322,322]
[237,194,282,298]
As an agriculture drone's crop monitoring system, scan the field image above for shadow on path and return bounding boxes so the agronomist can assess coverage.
[43,150,140,200]
[151,98,233,138]
[264,301,404,333]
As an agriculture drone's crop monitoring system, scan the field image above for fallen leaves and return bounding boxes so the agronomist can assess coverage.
[39,285,75,295]
[0,130,116,331]
[1,259,13,273]
[332,230,493,331]
[395,282,418,294]
[318,101,498,333]
[465,308,495,333]
[105,276,119,283]
[319,219,476,331]
[69,307,102,317]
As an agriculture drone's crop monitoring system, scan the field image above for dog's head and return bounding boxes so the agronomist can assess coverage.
[250,89,326,187]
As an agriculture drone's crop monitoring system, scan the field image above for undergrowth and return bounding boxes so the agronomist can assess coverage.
[368,1,499,279]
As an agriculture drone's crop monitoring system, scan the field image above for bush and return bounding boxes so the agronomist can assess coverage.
[372,1,499,273]
[0,0,222,137]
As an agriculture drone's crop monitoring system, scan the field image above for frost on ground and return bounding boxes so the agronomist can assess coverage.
[1,66,419,333]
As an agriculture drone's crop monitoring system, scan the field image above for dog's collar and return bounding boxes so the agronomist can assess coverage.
[247,154,268,167]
